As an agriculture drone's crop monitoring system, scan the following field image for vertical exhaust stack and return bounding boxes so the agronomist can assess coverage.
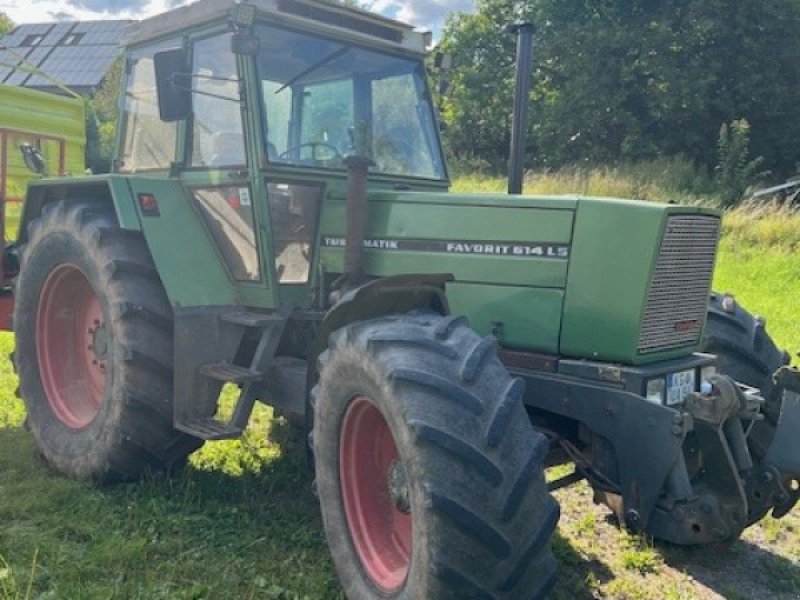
[342,155,375,288]
[507,22,535,195]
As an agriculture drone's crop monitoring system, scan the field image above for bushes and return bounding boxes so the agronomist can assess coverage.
[715,120,767,208]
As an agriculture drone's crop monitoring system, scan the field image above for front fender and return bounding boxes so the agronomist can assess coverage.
[306,273,453,430]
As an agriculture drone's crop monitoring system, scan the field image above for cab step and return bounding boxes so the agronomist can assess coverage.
[221,310,284,328]
[198,361,262,383]
[175,417,242,440]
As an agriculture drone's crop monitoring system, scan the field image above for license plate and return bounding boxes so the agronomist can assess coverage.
[667,369,696,406]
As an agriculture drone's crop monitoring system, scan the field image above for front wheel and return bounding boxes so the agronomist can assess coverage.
[704,293,790,457]
[14,199,201,482]
[312,312,558,599]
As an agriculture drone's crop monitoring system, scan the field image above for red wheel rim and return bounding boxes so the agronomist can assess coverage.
[36,263,107,429]
[340,396,412,592]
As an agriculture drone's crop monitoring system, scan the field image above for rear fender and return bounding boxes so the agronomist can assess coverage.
[20,175,237,308]
[19,176,141,245]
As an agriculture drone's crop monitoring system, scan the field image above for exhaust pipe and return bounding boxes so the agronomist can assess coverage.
[507,22,535,195]
[342,155,374,288]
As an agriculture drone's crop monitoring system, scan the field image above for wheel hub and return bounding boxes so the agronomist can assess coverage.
[388,460,411,514]
[89,321,108,361]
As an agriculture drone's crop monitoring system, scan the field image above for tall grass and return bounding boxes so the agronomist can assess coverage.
[452,156,717,205]
[722,200,800,252]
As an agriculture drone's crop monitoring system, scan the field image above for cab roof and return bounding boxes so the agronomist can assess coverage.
[122,0,430,55]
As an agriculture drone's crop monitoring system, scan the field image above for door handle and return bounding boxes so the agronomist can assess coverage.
[227,169,249,179]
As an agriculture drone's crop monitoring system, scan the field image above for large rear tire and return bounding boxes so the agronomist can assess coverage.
[14,199,201,482]
[312,312,559,599]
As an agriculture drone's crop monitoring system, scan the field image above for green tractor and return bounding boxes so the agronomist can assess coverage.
[10,0,799,597]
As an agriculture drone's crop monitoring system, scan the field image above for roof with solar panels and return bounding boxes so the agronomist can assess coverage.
[0,19,132,96]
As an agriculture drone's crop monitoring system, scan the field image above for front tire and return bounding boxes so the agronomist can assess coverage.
[704,293,795,522]
[704,293,790,457]
[14,199,201,482]
[312,312,558,599]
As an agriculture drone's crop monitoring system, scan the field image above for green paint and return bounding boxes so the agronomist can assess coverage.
[125,177,238,307]
[561,198,718,364]
[0,85,85,204]
[21,175,142,243]
[446,282,564,351]
[319,192,574,290]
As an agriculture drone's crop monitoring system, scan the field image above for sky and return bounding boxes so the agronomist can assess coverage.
[0,0,474,35]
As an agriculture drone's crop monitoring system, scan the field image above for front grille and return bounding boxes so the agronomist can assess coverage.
[637,215,720,354]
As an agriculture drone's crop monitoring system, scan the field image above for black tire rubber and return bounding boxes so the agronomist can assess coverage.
[704,293,790,458]
[312,312,559,599]
[705,293,790,410]
[14,199,202,482]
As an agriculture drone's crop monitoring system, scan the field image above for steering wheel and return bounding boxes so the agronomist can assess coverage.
[278,142,343,163]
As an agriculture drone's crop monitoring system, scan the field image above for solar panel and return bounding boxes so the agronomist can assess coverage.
[0,19,131,93]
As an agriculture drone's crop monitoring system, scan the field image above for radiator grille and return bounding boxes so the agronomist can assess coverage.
[637,215,720,354]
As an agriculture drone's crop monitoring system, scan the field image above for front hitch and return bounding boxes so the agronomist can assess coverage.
[761,366,800,516]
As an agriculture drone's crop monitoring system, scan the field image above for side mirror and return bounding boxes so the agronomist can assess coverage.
[154,48,192,122]
[19,144,47,176]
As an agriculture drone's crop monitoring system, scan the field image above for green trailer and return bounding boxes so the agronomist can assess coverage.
[0,83,85,324]
[0,84,84,205]
[8,1,799,598]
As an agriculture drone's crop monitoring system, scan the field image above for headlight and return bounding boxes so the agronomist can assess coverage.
[700,365,717,395]
[646,378,666,405]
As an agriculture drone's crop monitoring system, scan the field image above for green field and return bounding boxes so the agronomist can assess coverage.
[1,182,799,599]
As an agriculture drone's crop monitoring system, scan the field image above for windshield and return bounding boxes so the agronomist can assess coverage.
[256,24,446,180]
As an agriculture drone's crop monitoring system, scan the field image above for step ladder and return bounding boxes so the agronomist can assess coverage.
[175,310,286,440]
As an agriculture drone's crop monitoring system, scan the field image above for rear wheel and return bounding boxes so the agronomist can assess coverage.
[312,312,559,599]
[14,199,201,482]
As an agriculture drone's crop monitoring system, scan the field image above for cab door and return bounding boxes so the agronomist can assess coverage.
[180,31,277,309]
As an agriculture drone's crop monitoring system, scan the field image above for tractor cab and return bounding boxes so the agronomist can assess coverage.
[118,0,446,310]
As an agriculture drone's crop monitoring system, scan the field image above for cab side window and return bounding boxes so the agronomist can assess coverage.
[119,41,179,172]
[190,34,246,168]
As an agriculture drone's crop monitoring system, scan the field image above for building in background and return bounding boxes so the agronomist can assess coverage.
[0,20,132,96]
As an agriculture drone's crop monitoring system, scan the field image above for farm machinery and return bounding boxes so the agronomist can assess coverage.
[0,83,85,324]
[6,0,799,597]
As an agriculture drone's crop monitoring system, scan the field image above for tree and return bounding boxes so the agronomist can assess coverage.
[0,12,13,36]
[435,0,532,169]
[435,0,800,177]
[85,58,123,173]
[715,119,766,207]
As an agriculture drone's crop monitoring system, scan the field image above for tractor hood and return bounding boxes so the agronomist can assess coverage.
[319,190,720,365]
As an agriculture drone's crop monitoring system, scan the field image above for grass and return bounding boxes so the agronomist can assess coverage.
[451,157,716,205]
[1,169,800,598]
